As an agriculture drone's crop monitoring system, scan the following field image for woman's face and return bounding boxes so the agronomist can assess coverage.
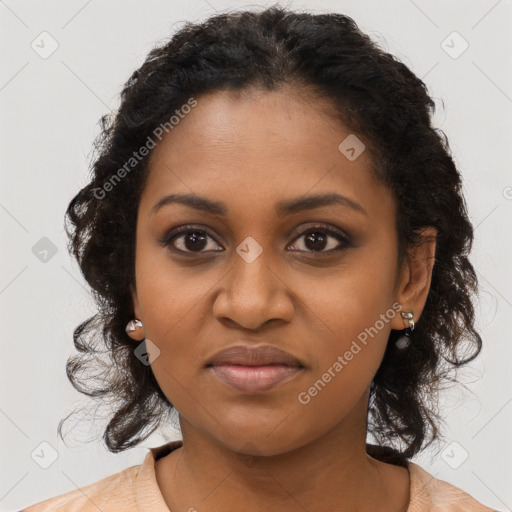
[130,87,433,455]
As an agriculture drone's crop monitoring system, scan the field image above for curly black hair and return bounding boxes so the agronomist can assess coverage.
[59,4,482,463]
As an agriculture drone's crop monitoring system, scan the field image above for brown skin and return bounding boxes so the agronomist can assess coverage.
[128,86,437,512]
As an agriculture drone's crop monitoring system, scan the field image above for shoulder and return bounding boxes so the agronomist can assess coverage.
[21,463,141,511]
[407,461,498,512]
[20,441,182,512]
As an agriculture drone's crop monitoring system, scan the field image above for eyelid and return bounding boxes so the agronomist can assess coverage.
[160,222,352,255]
[288,222,350,243]
[286,223,351,255]
[159,224,222,248]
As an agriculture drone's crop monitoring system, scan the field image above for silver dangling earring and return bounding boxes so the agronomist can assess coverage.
[396,311,415,349]
[125,318,143,333]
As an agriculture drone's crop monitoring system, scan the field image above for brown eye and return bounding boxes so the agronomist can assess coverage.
[160,223,351,257]
[288,226,351,255]
[161,227,223,254]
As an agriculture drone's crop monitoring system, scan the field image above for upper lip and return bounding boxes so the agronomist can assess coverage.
[207,344,304,367]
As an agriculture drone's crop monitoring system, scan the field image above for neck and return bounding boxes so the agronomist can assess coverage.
[156,396,410,512]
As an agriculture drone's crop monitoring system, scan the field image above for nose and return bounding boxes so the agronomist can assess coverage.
[212,248,294,330]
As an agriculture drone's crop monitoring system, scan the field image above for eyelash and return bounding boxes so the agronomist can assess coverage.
[159,223,352,257]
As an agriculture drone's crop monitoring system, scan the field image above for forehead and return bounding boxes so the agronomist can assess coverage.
[140,87,393,221]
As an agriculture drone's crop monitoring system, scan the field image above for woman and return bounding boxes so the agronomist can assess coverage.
[23,5,497,511]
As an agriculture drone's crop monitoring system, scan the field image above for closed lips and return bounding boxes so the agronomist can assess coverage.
[207,344,304,367]
[206,344,306,394]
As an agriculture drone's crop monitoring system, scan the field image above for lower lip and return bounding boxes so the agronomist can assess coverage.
[209,364,303,393]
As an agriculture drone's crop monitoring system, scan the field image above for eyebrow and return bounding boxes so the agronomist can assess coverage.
[151,192,368,217]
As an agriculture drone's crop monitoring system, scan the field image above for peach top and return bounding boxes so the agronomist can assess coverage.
[22,440,497,511]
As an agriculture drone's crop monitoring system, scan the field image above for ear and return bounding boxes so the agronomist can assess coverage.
[130,283,142,318]
[127,283,145,341]
[391,227,437,330]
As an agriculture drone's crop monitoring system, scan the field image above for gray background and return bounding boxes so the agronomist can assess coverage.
[1,0,511,510]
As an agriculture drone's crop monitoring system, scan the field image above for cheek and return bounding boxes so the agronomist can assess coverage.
[291,251,397,403]
[294,244,397,338]
[136,279,208,374]
[135,237,214,337]
[280,304,392,443]
[133,256,217,407]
